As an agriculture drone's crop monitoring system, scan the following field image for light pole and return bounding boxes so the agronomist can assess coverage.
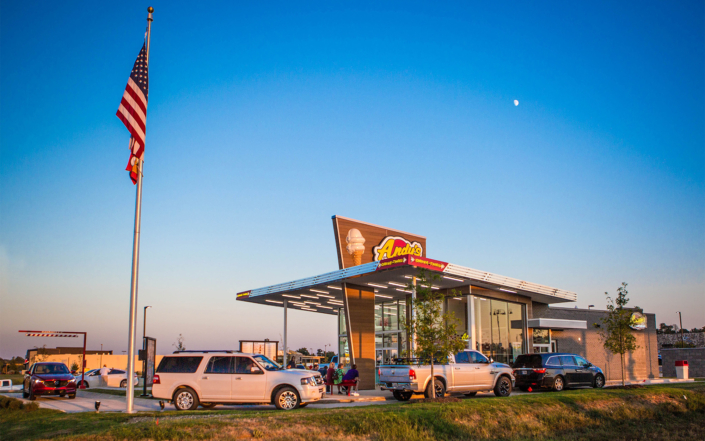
[677,311,684,347]
[588,305,595,310]
[142,306,152,397]
[100,344,103,367]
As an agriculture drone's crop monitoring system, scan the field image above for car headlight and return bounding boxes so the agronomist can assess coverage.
[300,377,315,386]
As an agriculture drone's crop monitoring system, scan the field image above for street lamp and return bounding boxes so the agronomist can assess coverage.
[677,311,684,347]
[588,305,595,310]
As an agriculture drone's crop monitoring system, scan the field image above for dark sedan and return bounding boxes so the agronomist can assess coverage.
[512,353,605,392]
[23,362,77,400]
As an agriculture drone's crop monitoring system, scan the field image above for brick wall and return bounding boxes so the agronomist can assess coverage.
[661,348,705,378]
[531,305,659,382]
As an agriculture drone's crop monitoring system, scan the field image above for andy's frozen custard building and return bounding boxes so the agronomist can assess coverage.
[238,216,659,389]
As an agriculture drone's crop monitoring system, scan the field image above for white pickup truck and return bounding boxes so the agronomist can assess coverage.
[379,350,515,400]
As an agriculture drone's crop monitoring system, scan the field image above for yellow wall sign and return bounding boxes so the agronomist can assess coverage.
[373,236,423,261]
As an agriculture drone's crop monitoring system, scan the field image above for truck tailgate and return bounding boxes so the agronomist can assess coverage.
[379,366,413,384]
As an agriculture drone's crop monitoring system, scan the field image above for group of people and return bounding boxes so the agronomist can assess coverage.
[325,361,359,396]
[284,358,360,395]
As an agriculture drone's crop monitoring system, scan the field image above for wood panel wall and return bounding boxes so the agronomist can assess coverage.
[345,283,376,390]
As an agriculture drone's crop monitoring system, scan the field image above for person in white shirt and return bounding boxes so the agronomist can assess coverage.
[99,365,109,387]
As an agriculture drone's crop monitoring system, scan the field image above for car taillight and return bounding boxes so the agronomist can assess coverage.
[153,375,160,384]
[378,368,381,376]
[409,369,416,380]
[533,368,547,374]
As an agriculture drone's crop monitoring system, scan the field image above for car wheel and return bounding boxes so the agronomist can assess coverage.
[464,392,478,397]
[68,393,76,399]
[552,376,565,392]
[594,374,605,389]
[494,376,512,397]
[28,385,36,401]
[200,402,217,409]
[424,379,445,399]
[22,382,29,399]
[274,387,300,410]
[173,387,199,411]
[120,379,127,388]
[393,391,413,401]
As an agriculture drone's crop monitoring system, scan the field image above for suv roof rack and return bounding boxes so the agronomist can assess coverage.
[172,350,240,354]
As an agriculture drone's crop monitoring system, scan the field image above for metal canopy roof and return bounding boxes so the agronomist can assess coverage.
[528,318,588,330]
[236,255,577,316]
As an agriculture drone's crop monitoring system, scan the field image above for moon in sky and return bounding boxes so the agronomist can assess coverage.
[514,100,519,106]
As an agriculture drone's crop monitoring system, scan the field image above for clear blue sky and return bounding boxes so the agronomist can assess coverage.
[1,1,703,358]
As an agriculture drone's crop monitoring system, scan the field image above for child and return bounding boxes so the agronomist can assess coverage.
[334,362,345,394]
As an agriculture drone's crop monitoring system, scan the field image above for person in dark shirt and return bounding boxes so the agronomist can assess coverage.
[342,363,360,395]
[287,358,296,369]
[325,362,335,394]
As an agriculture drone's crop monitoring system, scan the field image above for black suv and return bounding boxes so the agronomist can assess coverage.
[512,353,605,392]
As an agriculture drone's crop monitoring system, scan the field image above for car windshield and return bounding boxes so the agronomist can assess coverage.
[253,355,281,371]
[34,364,70,374]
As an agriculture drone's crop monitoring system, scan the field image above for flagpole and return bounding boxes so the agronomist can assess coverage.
[126,6,153,414]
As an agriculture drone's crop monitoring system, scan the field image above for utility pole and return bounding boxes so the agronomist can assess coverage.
[677,311,684,347]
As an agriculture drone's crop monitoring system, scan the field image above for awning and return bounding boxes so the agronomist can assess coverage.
[528,318,587,330]
[237,255,578,315]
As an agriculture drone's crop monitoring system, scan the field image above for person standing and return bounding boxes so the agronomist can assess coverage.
[325,362,335,394]
[287,358,296,369]
[99,364,109,387]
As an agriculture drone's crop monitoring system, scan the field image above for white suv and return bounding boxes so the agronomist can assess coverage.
[152,351,324,410]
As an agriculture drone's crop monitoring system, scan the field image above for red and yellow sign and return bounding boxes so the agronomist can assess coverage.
[376,255,448,272]
[236,291,251,301]
[373,236,423,261]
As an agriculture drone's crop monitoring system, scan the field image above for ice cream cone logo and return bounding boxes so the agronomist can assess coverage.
[346,229,366,266]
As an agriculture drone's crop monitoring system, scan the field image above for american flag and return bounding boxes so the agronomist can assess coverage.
[116,44,149,184]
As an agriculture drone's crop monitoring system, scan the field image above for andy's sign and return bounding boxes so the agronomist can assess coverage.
[373,236,423,261]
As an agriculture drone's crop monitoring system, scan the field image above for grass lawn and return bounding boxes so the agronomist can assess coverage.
[0,374,25,385]
[2,382,704,441]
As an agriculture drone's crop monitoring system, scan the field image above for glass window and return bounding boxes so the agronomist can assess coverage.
[253,355,280,371]
[560,355,577,366]
[513,354,544,368]
[575,356,589,367]
[546,356,561,367]
[375,305,383,332]
[455,351,470,363]
[235,357,261,374]
[469,351,489,363]
[205,356,234,374]
[533,329,550,345]
[156,356,203,373]
[339,310,347,336]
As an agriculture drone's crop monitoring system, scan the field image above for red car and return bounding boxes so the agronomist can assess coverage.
[23,362,77,400]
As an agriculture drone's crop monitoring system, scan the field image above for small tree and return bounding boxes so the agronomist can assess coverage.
[34,345,49,362]
[597,283,639,386]
[405,270,467,398]
[296,348,310,356]
[173,334,186,352]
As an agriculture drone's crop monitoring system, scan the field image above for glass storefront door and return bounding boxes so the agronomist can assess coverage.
[473,297,526,364]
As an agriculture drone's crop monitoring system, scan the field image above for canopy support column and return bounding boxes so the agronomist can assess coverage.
[283,300,288,366]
